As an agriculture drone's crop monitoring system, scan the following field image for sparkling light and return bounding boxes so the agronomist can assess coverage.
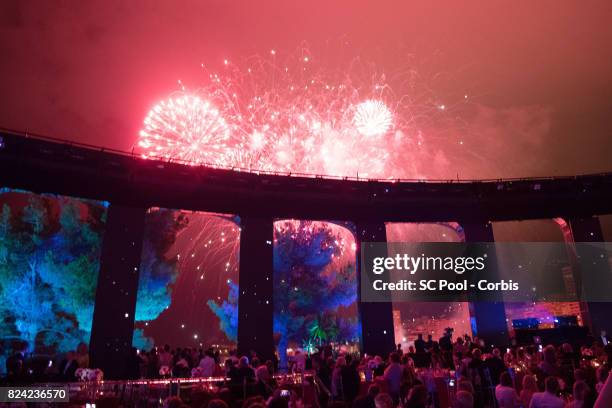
[139,95,230,165]
[353,99,393,137]
[136,52,409,178]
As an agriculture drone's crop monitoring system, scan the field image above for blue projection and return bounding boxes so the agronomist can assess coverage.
[132,209,240,351]
[273,220,360,367]
[0,188,107,375]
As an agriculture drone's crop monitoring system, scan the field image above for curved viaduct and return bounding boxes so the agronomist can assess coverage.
[1,129,611,378]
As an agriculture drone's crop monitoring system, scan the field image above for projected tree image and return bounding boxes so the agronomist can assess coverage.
[207,280,239,342]
[134,209,187,323]
[133,209,240,350]
[0,189,107,372]
[273,220,359,367]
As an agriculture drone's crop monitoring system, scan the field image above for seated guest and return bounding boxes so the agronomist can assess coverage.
[374,393,394,408]
[208,399,230,408]
[230,356,255,383]
[76,342,89,368]
[520,375,538,408]
[529,376,564,408]
[190,389,213,408]
[568,381,591,408]
[163,396,184,408]
[243,397,265,408]
[457,379,474,396]
[58,351,78,380]
[404,385,428,408]
[172,351,190,377]
[373,356,385,377]
[495,372,520,408]
[454,390,474,408]
[269,390,294,408]
[353,384,380,408]
[574,369,588,384]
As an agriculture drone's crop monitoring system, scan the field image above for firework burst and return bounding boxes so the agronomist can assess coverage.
[353,99,393,137]
[138,49,469,179]
[139,95,231,165]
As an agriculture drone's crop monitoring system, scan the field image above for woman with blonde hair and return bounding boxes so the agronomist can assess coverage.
[520,374,538,408]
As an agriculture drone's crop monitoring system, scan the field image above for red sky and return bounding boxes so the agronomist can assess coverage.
[1,1,611,179]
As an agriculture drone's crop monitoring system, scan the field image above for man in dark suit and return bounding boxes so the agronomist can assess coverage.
[58,351,78,380]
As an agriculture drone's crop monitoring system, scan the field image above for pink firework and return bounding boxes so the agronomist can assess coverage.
[353,99,393,137]
[138,50,467,179]
[139,95,231,165]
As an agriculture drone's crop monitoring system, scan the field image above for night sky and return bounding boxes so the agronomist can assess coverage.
[1,1,611,179]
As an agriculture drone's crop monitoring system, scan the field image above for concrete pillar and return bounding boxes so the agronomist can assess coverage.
[90,205,146,379]
[356,221,396,356]
[237,216,275,362]
[461,220,510,348]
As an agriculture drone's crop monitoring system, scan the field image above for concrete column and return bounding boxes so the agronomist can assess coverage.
[90,205,146,379]
[461,220,510,348]
[237,216,275,362]
[356,221,396,356]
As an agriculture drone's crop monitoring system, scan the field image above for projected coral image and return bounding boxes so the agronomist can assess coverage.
[0,188,108,375]
[132,209,240,351]
[273,220,360,367]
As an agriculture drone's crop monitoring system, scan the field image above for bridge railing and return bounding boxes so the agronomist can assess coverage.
[3,127,607,185]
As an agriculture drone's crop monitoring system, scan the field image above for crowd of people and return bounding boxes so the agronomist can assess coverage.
[131,345,275,389]
[4,330,612,408]
[120,328,612,408]
[306,329,612,408]
[3,341,90,382]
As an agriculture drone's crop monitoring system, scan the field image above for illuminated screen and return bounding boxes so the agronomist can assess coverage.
[386,223,473,347]
[273,220,360,366]
[492,219,585,333]
[0,188,108,374]
[132,208,240,351]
